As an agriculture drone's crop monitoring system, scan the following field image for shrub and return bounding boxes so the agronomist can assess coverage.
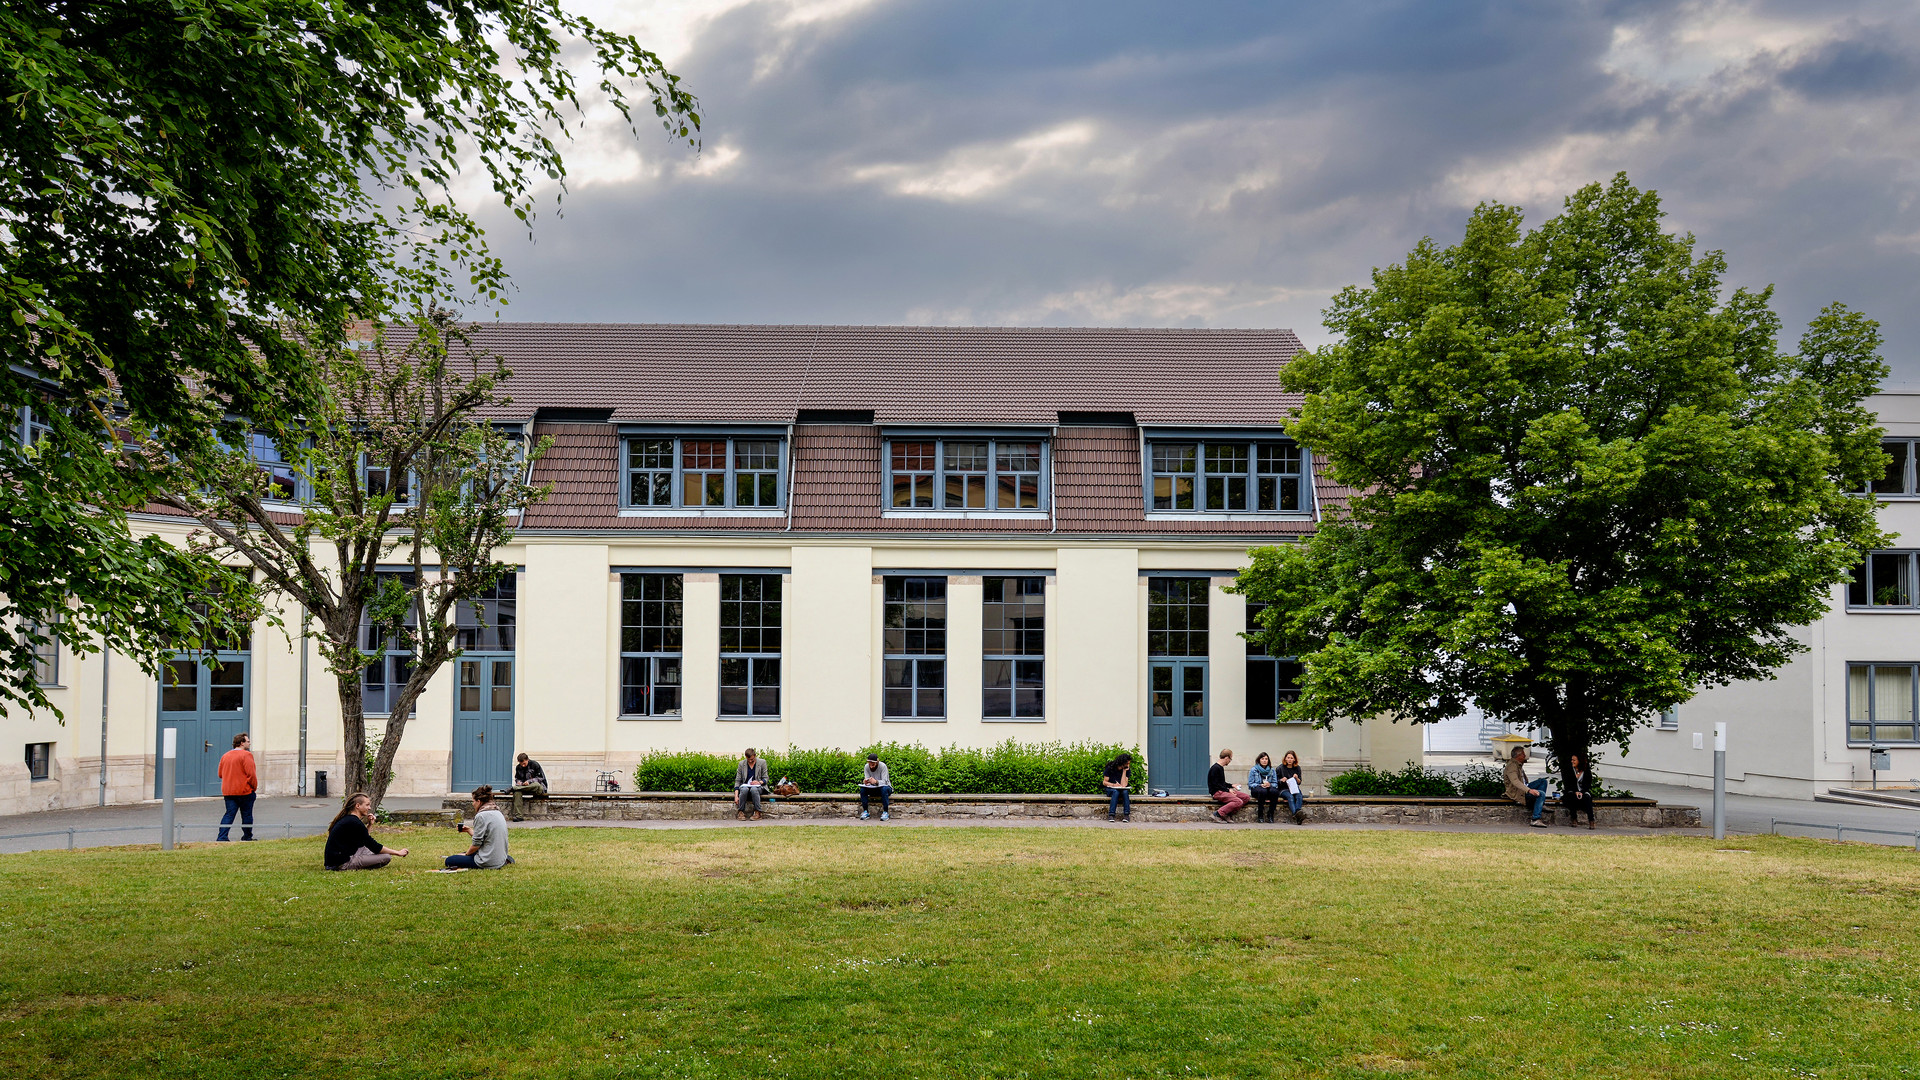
[1325,764,1481,797]
[1456,764,1507,798]
[633,740,1145,795]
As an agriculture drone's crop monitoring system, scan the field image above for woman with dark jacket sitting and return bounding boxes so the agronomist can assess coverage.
[1562,753,1597,829]
[323,792,409,870]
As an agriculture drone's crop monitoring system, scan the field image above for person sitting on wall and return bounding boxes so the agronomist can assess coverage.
[1208,749,1252,822]
[1278,750,1307,825]
[323,793,409,871]
[1247,751,1281,823]
[858,752,893,821]
[1504,746,1552,828]
[510,752,548,822]
[447,785,514,869]
[1562,752,1597,830]
[1103,752,1133,823]
[735,748,769,821]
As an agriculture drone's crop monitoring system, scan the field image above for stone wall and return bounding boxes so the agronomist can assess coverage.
[439,792,1701,829]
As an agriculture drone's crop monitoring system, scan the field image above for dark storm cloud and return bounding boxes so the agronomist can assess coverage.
[483,0,1920,382]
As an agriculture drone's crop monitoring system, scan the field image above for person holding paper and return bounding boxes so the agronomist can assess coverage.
[1278,750,1306,824]
[735,747,770,820]
[1246,752,1282,823]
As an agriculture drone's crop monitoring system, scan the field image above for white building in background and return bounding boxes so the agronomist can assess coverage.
[1427,392,1920,800]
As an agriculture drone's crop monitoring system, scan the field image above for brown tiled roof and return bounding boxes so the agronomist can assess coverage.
[476,323,1304,426]
[522,422,1353,539]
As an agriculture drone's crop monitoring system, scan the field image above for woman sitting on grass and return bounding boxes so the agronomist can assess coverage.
[323,793,409,871]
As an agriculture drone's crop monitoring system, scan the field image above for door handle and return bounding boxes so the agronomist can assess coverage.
[1170,737,1176,746]
[478,731,484,742]
[204,740,211,751]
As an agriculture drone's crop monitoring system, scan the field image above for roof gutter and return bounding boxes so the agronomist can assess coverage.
[1049,423,1060,534]
[782,421,797,533]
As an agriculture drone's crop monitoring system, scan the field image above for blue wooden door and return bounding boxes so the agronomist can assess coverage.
[157,652,249,798]
[452,655,514,790]
[1148,661,1210,793]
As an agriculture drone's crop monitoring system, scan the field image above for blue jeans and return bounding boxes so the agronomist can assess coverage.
[859,784,892,812]
[218,794,255,841]
[1106,786,1131,817]
[1527,778,1550,820]
[1285,789,1304,815]
[445,854,480,869]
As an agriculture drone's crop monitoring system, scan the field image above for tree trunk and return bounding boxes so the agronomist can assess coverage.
[337,670,369,799]
[367,699,415,809]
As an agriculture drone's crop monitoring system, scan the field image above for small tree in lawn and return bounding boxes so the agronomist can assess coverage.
[1236,174,1889,784]
[160,310,550,806]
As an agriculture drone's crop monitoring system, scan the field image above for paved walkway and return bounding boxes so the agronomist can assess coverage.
[1,782,1914,854]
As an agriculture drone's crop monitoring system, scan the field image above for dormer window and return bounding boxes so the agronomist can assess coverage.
[622,434,787,511]
[1147,437,1309,515]
[884,436,1047,513]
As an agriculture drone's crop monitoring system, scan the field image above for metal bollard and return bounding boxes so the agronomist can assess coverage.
[67,828,74,850]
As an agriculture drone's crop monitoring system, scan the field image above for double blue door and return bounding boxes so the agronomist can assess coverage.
[157,652,249,797]
[1148,660,1210,794]
[452,654,515,790]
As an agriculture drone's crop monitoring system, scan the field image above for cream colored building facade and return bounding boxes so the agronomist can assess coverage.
[0,325,1422,813]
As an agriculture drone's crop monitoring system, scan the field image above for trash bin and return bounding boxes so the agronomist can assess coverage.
[314,770,328,798]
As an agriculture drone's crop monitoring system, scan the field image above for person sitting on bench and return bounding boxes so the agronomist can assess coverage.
[735,748,769,821]
[510,752,547,821]
[859,752,893,820]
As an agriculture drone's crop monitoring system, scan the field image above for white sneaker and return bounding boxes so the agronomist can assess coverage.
[859,810,869,819]
[881,811,889,821]
[1529,819,1548,828]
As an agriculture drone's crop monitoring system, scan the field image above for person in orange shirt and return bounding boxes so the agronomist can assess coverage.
[217,733,258,842]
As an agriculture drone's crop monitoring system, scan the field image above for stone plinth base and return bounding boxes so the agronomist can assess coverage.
[438,792,1701,829]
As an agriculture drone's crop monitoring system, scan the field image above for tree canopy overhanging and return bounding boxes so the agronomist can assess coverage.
[1235,174,1889,778]
[0,0,697,713]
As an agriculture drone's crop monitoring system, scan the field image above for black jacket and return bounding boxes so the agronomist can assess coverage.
[1207,762,1230,795]
[324,815,386,868]
[516,759,547,786]
[1567,769,1596,798]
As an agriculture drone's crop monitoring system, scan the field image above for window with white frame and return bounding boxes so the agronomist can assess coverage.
[620,573,683,716]
[1244,602,1301,722]
[720,574,781,717]
[1849,551,1919,608]
[360,572,416,716]
[1658,707,1679,731]
[884,577,946,717]
[983,577,1044,718]
[1847,663,1920,744]
[1148,439,1307,513]
[623,436,785,509]
[886,438,1045,511]
[1869,439,1919,497]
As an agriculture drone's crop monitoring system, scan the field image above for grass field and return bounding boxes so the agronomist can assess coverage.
[1,826,1916,1079]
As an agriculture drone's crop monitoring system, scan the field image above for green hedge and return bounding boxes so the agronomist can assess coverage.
[633,740,1146,795]
[1325,763,1629,799]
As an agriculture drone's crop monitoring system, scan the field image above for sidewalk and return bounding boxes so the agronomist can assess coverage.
[0,794,447,854]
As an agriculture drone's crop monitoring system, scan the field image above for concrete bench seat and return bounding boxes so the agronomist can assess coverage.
[437,790,1699,828]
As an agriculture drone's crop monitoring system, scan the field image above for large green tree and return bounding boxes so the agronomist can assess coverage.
[0,1,697,714]
[1237,175,1888,782]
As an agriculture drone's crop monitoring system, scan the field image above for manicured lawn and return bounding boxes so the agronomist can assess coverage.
[1,826,1916,1079]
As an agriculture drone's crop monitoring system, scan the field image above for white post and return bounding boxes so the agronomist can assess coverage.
[1711,721,1727,841]
[160,726,177,851]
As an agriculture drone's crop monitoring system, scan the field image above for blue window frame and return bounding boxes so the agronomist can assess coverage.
[623,436,786,509]
[885,438,1046,511]
[1244,602,1301,723]
[1147,438,1307,513]
[361,571,416,716]
[983,576,1044,719]
[720,574,781,717]
[621,573,684,716]
[884,577,946,718]
[1148,578,1209,657]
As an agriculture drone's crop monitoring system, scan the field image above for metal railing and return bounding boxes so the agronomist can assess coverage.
[0,821,326,851]
[1770,818,1920,851]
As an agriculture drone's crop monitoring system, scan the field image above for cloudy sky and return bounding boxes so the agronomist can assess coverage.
[475,0,1920,383]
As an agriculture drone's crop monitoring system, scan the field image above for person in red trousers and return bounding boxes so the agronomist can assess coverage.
[217,732,258,841]
[1208,748,1251,822]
